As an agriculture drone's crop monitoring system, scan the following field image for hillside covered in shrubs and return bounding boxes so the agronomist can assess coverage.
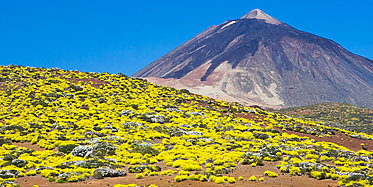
[279,103,373,134]
[0,65,373,186]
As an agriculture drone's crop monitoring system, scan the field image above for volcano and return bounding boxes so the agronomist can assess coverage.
[133,9,373,108]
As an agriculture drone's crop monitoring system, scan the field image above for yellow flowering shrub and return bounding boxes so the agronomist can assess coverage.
[227,177,235,183]
[135,173,144,179]
[175,175,188,182]
[264,171,278,177]
[249,176,257,181]
[0,65,371,186]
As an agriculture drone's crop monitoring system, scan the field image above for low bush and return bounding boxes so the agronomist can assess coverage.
[135,173,144,179]
[249,176,257,181]
[58,144,79,154]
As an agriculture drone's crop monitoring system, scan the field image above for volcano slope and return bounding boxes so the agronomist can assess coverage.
[0,65,373,186]
[134,9,373,109]
[279,103,373,134]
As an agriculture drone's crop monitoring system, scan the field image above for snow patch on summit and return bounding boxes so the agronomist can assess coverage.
[241,9,281,25]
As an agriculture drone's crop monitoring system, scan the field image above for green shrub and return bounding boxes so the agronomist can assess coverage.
[1,125,25,132]
[130,145,160,156]
[56,178,66,183]
[0,139,11,146]
[87,142,117,159]
[2,154,17,161]
[12,159,27,167]
[48,177,56,182]
[58,144,78,154]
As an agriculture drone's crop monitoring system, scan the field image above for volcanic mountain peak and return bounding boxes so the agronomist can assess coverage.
[135,9,373,108]
[240,9,282,25]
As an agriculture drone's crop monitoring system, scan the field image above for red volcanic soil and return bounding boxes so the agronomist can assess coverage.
[16,162,338,187]
[236,113,265,121]
[280,129,373,152]
[13,142,58,152]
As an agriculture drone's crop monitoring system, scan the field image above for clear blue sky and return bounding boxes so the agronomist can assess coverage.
[1,0,372,76]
